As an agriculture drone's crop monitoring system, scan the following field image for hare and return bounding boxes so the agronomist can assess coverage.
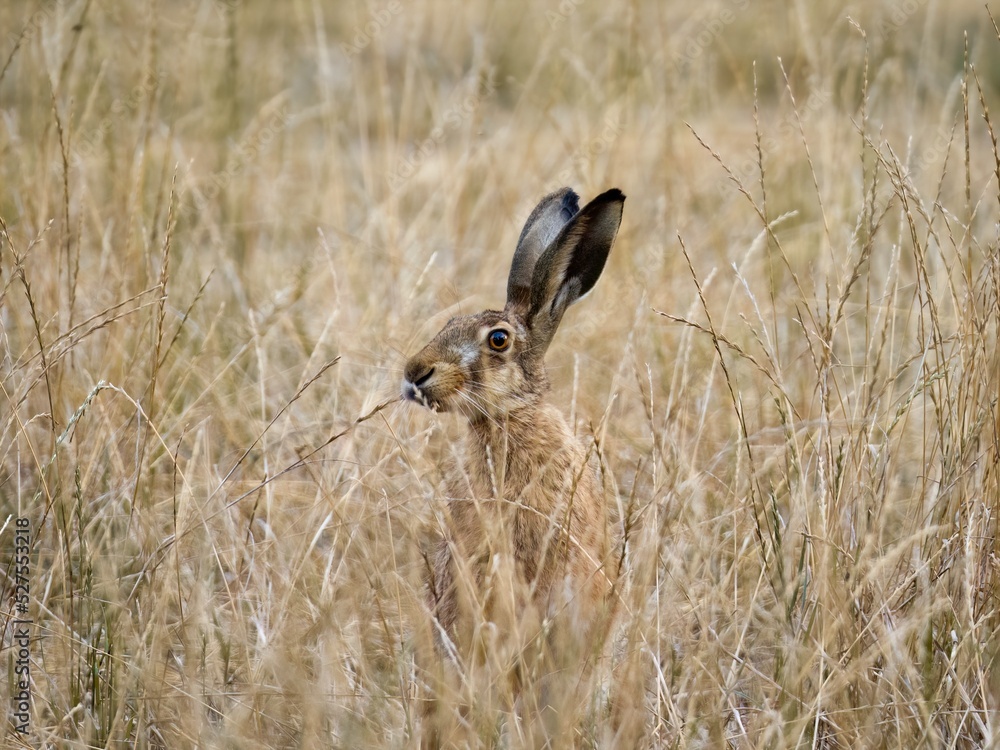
[402,187,625,740]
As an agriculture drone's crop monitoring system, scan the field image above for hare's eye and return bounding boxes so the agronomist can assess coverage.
[487,329,510,352]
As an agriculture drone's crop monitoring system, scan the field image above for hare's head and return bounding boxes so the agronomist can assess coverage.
[402,187,625,423]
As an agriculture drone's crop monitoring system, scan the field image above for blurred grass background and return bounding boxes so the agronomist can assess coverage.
[1,0,999,746]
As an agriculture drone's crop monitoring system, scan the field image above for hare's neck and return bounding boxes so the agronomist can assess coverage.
[464,403,576,499]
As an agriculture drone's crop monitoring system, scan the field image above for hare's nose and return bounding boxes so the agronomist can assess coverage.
[405,364,435,387]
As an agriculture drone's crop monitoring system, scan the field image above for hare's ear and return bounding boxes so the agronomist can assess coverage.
[506,187,580,311]
[526,188,625,354]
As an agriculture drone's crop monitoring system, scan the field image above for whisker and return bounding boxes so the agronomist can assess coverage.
[454,388,502,430]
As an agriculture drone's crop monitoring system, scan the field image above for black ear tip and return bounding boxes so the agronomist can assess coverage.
[560,188,581,218]
[597,187,626,203]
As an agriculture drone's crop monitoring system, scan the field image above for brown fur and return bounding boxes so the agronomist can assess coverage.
[403,188,625,742]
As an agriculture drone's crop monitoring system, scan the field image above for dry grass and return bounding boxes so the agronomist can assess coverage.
[1,0,999,746]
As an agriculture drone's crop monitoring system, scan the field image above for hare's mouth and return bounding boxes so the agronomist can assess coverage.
[401,361,473,412]
[402,380,448,411]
